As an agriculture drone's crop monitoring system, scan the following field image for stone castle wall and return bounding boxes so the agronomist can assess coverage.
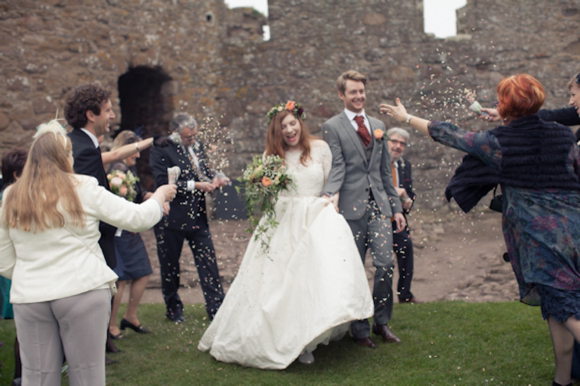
[1,0,579,210]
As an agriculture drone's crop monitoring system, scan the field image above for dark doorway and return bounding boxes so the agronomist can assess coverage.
[117,66,173,190]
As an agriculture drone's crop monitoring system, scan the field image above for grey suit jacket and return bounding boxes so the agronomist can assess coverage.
[322,111,402,221]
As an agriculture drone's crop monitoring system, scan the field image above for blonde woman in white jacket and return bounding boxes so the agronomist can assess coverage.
[0,120,176,386]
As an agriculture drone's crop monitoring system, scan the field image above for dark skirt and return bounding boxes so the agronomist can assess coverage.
[113,231,152,281]
[536,283,580,322]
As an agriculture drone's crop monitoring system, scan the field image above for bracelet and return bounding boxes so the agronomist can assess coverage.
[135,142,140,152]
[405,115,412,126]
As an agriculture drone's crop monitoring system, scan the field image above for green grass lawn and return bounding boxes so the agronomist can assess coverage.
[0,301,554,385]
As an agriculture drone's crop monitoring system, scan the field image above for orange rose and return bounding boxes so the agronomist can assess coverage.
[262,177,272,187]
[119,185,128,196]
[285,101,296,111]
[374,129,384,140]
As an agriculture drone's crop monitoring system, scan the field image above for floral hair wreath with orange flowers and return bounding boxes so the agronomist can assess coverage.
[266,100,306,124]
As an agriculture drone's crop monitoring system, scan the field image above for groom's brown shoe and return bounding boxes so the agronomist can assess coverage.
[372,323,401,343]
[354,337,376,348]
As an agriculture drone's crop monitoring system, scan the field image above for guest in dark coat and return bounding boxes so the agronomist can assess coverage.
[64,83,121,360]
[149,113,227,322]
[381,74,580,386]
[65,84,117,269]
[386,128,421,304]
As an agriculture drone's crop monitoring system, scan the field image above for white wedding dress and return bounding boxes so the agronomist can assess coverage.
[198,140,373,369]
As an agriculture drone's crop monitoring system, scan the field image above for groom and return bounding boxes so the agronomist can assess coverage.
[322,70,406,348]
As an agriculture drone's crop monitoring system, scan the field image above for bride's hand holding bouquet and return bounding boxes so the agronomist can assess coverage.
[237,154,295,251]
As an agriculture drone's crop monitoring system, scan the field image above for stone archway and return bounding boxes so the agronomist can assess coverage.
[117,66,173,190]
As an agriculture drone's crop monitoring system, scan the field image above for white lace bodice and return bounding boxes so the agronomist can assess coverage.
[279,140,332,198]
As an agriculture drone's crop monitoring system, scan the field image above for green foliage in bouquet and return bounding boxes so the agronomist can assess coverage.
[107,169,139,202]
[236,154,295,252]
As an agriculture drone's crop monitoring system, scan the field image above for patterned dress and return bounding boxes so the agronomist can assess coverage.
[429,121,580,320]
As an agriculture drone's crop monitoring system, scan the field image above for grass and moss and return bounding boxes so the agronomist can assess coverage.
[0,301,554,385]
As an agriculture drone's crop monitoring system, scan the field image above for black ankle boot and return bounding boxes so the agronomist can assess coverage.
[552,381,572,386]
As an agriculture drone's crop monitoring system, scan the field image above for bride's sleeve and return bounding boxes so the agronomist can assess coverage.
[321,143,332,185]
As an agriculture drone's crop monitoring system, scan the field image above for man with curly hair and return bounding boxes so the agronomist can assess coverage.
[65,83,120,362]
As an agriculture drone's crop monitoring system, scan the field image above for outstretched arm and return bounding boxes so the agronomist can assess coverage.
[101,137,154,165]
[537,107,580,126]
[380,99,431,137]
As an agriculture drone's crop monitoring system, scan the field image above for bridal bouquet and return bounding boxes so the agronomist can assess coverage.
[107,169,139,202]
[237,154,295,251]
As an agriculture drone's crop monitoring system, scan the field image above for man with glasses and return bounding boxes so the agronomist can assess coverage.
[150,113,226,323]
[387,128,422,304]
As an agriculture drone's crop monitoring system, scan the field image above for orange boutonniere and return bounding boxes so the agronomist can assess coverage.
[374,129,385,141]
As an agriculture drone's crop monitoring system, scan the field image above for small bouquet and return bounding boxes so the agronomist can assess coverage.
[107,169,139,202]
[236,154,295,252]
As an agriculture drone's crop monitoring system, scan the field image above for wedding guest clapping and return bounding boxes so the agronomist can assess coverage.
[381,74,580,386]
[198,101,373,368]
[0,120,176,386]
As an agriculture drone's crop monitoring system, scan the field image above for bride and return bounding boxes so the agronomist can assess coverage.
[198,102,373,369]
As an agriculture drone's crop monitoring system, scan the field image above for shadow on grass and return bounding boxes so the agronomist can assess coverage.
[0,301,553,385]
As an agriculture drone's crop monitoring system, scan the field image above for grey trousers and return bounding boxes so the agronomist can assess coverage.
[347,204,395,339]
[13,288,111,386]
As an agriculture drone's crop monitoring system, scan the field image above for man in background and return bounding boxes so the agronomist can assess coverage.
[387,128,421,304]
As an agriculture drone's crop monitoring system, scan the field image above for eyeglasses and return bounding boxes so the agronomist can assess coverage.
[388,139,407,147]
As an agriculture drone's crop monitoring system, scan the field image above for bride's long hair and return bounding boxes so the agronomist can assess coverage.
[265,110,313,165]
[2,121,85,232]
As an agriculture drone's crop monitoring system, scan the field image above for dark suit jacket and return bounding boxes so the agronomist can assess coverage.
[395,157,416,216]
[68,128,117,268]
[150,141,214,231]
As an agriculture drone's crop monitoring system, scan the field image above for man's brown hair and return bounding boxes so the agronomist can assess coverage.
[64,83,112,130]
[336,70,367,94]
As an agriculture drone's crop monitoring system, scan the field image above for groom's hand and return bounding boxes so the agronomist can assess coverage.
[323,193,339,213]
[393,212,406,233]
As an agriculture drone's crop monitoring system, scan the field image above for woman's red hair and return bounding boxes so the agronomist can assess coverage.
[496,74,545,120]
[265,110,313,165]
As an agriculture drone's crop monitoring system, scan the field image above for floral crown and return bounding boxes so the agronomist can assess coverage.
[266,101,305,124]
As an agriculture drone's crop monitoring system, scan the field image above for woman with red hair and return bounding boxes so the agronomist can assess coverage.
[199,102,373,369]
[381,74,580,386]
[481,72,580,130]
